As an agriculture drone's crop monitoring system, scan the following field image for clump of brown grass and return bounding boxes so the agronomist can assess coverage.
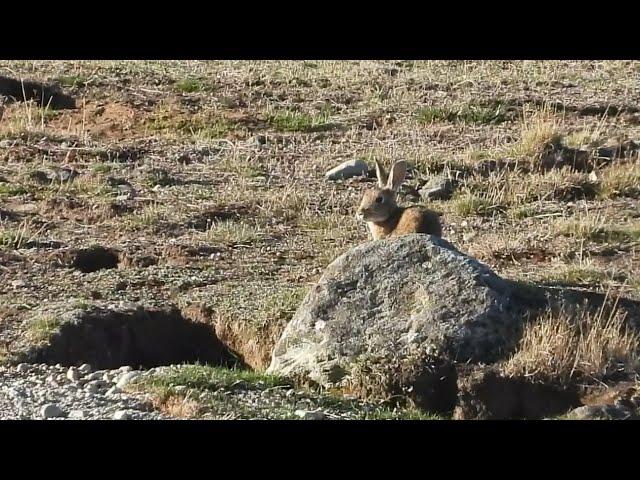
[501,105,564,160]
[504,300,640,384]
[598,161,640,199]
[160,395,202,418]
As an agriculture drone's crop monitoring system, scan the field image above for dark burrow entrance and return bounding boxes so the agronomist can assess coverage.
[71,246,120,273]
[22,307,242,370]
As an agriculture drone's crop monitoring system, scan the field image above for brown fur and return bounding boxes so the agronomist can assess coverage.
[356,160,442,241]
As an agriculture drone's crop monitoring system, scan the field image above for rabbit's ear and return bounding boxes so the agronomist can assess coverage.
[374,160,387,188]
[387,161,407,191]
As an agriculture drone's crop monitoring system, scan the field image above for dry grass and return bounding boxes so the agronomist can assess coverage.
[500,104,564,160]
[599,161,640,199]
[157,394,202,418]
[25,315,63,344]
[505,301,640,383]
[556,214,640,244]
[202,220,265,245]
[0,219,43,249]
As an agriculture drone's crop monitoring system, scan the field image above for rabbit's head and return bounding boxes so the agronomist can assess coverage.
[356,160,407,223]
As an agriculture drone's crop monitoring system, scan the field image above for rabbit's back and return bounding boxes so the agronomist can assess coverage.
[395,206,442,238]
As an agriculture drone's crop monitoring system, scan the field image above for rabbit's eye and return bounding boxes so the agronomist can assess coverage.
[375,196,384,204]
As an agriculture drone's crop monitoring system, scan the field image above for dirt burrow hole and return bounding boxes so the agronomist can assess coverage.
[23,307,242,370]
[71,246,120,273]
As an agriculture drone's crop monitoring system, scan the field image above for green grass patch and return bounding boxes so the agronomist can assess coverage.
[174,78,205,93]
[141,364,290,391]
[26,315,63,343]
[55,75,87,88]
[267,110,331,132]
[0,183,28,198]
[453,194,505,216]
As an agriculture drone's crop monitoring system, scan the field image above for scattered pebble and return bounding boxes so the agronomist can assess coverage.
[113,410,132,420]
[116,371,140,389]
[67,367,80,382]
[85,381,104,394]
[86,371,104,381]
[41,403,65,419]
[78,364,92,374]
[16,364,30,374]
[106,386,120,396]
[0,364,167,420]
[295,409,327,420]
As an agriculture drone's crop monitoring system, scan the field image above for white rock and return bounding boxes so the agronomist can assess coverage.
[325,159,368,181]
[106,387,120,396]
[113,410,132,420]
[103,372,115,383]
[78,364,92,374]
[294,409,327,420]
[86,371,104,381]
[67,367,80,381]
[118,366,133,373]
[116,371,140,389]
[85,381,103,394]
[69,410,86,419]
[16,363,30,373]
[41,404,65,419]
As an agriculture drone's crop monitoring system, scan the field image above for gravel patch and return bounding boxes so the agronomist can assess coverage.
[0,364,170,420]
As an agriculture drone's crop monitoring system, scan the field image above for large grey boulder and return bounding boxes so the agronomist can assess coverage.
[267,234,535,410]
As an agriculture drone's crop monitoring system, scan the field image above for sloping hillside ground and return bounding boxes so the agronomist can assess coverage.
[0,61,638,419]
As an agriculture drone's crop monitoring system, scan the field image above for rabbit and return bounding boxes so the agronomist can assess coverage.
[355,160,442,240]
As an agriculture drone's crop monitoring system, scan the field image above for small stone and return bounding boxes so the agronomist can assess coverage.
[69,410,86,419]
[118,366,133,373]
[16,363,30,373]
[78,364,92,374]
[11,279,26,288]
[103,372,115,383]
[294,409,327,420]
[67,367,80,381]
[113,410,132,420]
[566,404,633,420]
[419,176,455,201]
[116,371,140,389]
[106,387,120,396]
[85,371,103,381]
[325,159,368,181]
[41,404,65,419]
[85,380,104,394]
